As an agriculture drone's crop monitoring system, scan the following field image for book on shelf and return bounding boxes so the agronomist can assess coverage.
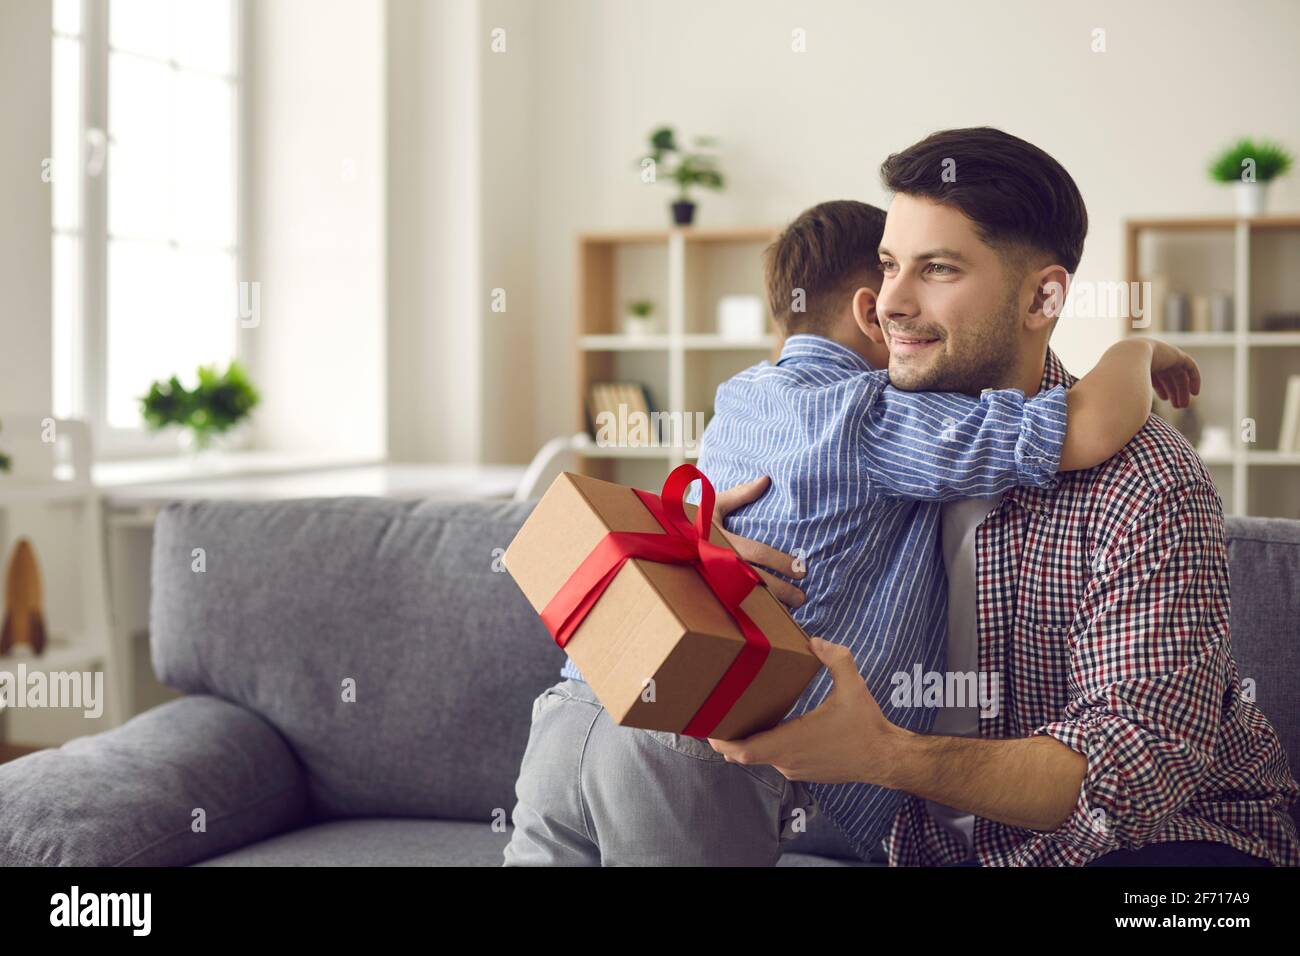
[1279,375,1300,454]
[586,381,659,447]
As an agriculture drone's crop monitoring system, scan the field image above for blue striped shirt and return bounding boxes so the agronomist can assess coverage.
[561,333,1068,858]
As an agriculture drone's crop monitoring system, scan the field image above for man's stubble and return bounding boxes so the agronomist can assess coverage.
[887,283,1023,397]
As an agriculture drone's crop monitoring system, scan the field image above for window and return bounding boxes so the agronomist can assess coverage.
[51,0,84,421]
[51,0,241,454]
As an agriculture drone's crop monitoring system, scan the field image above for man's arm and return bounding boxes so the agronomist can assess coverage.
[706,635,1083,831]
[881,480,1230,845]
[884,732,1085,832]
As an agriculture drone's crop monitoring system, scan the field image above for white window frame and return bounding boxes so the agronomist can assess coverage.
[55,0,249,460]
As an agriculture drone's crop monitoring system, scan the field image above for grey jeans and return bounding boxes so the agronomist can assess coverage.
[502,678,818,866]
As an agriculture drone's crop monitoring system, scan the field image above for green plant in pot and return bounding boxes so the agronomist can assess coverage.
[1208,138,1293,216]
[624,298,657,337]
[140,360,260,452]
[640,126,724,226]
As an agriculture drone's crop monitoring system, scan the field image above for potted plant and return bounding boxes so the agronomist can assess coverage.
[1208,137,1293,216]
[640,126,725,226]
[0,418,10,474]
[624,299,656,337]
[140,360,260,453]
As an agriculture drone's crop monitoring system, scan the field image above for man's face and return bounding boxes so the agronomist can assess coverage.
[876,194,1023,394]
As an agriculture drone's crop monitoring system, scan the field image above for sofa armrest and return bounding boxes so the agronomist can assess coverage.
[0,694,307,866]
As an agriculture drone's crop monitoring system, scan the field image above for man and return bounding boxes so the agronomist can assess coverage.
[506,198,1194,867]
[710,127,1300,866]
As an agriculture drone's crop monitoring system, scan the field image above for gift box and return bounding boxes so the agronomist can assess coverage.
[503,464,820,739]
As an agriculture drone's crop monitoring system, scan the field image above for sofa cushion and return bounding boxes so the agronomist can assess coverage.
[195,818,513,866]
[1224,516,1300,831]
[0,695,305,866]
[148,498,1298,850]
[151,497,564,824]
[192,817,870,866]
[777,851,877,867]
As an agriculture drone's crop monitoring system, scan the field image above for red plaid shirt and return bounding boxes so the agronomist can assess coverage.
[884,349,1300,866]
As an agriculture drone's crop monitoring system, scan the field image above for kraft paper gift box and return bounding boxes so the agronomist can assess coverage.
[503,465,820,740]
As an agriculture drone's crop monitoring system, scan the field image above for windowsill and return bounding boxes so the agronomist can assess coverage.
[92,450,385,488]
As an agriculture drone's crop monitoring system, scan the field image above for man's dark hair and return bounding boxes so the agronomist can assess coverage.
[879,127,1088,275]
[764,200,886,334]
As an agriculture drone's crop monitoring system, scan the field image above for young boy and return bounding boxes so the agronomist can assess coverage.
[503,200,1198,866]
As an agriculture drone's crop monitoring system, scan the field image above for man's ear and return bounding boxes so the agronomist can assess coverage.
[852,287,885,343]
[1026,264,1070,333]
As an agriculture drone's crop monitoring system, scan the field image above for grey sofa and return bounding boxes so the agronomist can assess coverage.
[1,496,1297,866]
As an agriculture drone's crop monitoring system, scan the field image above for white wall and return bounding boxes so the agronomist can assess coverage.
[519,0,1300,446]
[0,1,77,744]
[8,0,1300,470]
[479,0,538,464]
[244,0,386,459]
[386,0,538,465]
[387,0,483,463]
[0,0,52,417]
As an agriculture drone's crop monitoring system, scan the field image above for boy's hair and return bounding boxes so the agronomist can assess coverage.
[879,126,1088,276]
[764,200,886,334]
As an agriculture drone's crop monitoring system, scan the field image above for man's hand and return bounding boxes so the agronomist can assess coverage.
[714,475,806,609]
[707,638,907,786]
[710,640,1087,831]
[1149,340,1201,409]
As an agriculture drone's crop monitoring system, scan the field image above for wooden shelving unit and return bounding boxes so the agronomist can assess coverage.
[1124,216,1300,517]
[0,417,125,742]
[574,226,781,488]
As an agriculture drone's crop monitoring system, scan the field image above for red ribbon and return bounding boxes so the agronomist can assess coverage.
[539,464,771,738]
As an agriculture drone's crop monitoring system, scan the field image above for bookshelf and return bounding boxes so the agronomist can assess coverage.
[1124,216,1300,517]
[0,417,125,743]
[574,226,781,488]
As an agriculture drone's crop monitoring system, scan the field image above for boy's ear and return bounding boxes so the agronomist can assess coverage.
[852,287,885,344]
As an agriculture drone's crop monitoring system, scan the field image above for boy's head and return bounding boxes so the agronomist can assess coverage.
[763,200,890,368]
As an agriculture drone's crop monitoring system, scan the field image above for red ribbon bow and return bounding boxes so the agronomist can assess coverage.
[540,464,772,738]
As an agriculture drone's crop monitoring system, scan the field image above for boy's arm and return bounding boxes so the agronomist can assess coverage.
[1059,339,1199,470]
[862,382,1069,501]
[863,339,1200,501]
